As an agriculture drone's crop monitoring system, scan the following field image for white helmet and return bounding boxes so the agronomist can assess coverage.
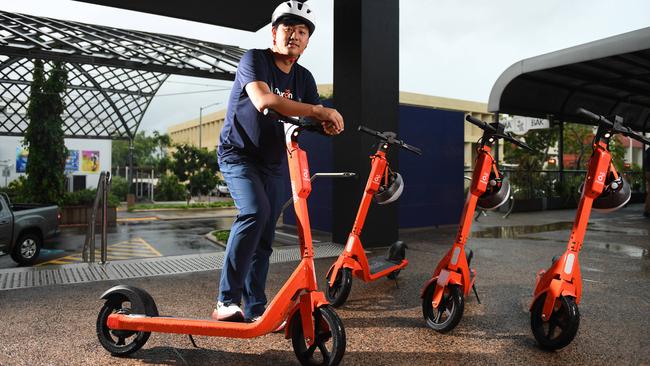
[271,1,316,35]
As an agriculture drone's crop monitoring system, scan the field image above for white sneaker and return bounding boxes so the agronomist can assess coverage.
[211,301,244,322]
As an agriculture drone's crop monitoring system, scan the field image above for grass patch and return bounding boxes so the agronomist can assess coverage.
[212,230,230,242]
[128,201,235,211]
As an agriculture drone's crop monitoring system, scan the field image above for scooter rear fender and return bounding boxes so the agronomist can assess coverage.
[326,256,361,287]
[421,270,463,307]
[100,284,159,316]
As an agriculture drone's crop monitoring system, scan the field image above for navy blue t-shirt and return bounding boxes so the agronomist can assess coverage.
[218,49,320,170]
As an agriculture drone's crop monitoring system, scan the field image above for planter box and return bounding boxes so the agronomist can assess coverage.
[60,206,117,226]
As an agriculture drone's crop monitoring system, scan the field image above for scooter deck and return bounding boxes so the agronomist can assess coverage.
[368,256,402,276]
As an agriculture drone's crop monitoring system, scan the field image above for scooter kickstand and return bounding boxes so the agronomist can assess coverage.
[188,334,200,348]
[472,284,481,304]
[393,278,399,289]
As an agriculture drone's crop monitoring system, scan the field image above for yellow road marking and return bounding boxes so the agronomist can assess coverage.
[37,237,162,266]
[116,217,158,222]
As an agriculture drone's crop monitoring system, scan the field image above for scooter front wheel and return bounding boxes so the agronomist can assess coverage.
[422,283,464,333]
[325,268,352,308]
[530,293,580,350]
[291,306,346,366]
[96,296,151,356]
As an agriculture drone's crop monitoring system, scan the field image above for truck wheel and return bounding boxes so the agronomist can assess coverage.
[11,232,42,266]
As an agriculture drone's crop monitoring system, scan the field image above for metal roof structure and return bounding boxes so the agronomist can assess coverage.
[0,10,245,139]
[74,0,285,32]
[488,27,650,133]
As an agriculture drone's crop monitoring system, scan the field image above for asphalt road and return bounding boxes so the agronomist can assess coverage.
[0,217,231,268]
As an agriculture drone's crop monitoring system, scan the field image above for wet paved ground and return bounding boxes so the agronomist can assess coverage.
[0,204,648,365]
[0,215,233,268]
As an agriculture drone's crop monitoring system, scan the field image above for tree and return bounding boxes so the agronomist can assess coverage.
[152,131,172,173]
[112,131,157,169]
[563,123,594,169]
[112,130,172,175]
[171,144,219,201]
[504,125,559,199]
[23,60,68,204]
[154,173,187,201]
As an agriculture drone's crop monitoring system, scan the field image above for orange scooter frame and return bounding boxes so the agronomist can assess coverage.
[420,146,494,332]
[421,114,533,333]
[424,146,494,305]
[325,127,421,307]
[95,112,346,366]
[530,143,612,318]
[529,108,650,351]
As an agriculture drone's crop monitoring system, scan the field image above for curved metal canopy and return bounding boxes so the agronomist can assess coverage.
[0,10,245,139]
[74,0,285,32]
[489,27,650,133]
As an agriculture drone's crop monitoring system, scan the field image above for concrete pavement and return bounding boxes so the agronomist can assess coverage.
[0,204,648,365]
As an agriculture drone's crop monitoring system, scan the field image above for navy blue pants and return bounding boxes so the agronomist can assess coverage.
[218,160,284,319]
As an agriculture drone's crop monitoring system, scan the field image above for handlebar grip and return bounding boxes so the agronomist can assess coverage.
[465,115,497,132]
[358,125,382,137]
[402,142,423,155]
[576,107,601,122]
[263,108,300,125]
[576,107,614,128]
[263,108,325,134]
[625,131,650,145]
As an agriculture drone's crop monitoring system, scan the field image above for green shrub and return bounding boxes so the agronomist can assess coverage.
[110,175,128,201]
[154,173,188,201]
[0,176,31,203]
[213,230,230,242]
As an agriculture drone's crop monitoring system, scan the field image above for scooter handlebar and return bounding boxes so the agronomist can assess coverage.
[263,108,325,134]
[358,125,383,138]
[576,107,611,127]
[497,133,536,152]
[465,115,497,133]
[576,107,650,145]
[357,125,422,155]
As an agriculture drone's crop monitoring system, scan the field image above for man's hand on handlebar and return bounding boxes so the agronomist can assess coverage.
[313,106,344,135]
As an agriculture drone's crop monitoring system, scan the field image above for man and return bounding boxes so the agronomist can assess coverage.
[213,1,344,322]
[645,146,650,218]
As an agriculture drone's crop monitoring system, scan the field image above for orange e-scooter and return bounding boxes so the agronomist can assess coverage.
[325,125,421,307]
[529,108,649,350]
[421,114,534,332]
[96,109,346,366]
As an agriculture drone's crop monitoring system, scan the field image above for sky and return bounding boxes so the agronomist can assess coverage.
[2,0,649,134]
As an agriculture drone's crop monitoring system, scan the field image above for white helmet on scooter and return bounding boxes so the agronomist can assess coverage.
[374,171,404,205]
[477,174,511,210]
[272,1,316,35]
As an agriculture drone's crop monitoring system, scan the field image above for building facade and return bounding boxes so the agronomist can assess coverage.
[0,136,112,190]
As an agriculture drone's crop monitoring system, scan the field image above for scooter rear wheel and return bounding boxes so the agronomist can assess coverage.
[422,283,464,333]
[325,268,352,308]
[96,296,151,356]
[530,293,580,350]
[291,306,346,366]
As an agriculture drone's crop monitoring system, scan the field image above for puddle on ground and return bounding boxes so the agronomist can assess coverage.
[471,222,575,239]
[472,222,648,259]
[587,241,649,259]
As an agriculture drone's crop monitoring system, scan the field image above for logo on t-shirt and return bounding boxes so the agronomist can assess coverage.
[274,87,293,100]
